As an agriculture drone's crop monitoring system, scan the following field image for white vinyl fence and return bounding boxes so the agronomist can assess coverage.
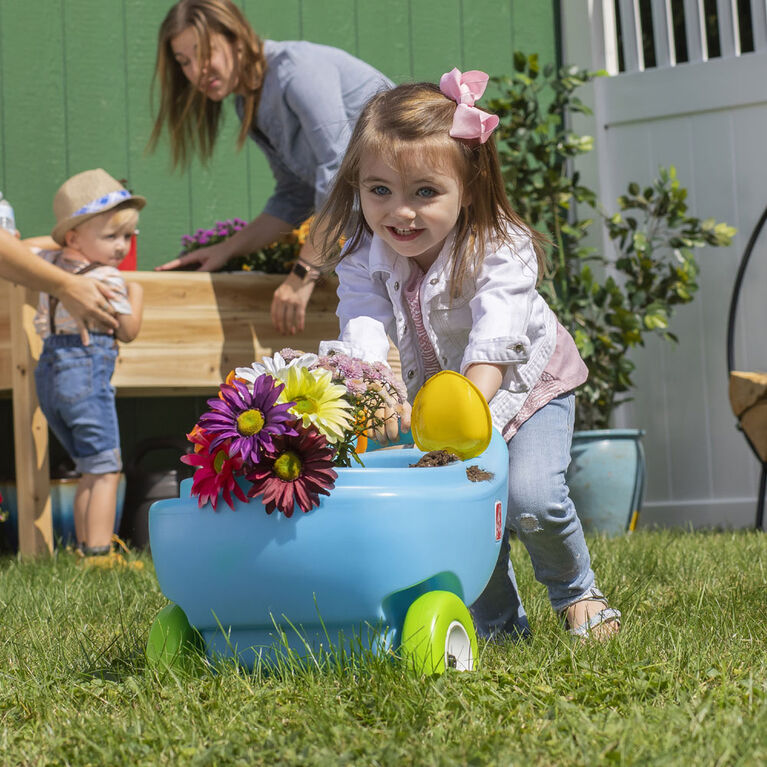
[563,0,767,528]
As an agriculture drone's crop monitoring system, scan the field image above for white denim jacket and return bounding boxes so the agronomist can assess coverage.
[319,226,558,430]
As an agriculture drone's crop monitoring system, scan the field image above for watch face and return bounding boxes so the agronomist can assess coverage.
[292,262,308,279]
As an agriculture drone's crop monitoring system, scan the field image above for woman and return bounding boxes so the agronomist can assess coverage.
[150,0,393,335]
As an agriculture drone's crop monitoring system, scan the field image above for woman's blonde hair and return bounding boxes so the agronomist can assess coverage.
[313,82,545,294]
[148,0,266,168]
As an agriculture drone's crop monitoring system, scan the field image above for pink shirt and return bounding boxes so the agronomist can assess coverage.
[404,263,587,440]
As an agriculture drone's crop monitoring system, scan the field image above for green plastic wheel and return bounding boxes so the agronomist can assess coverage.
[146,603,203,670]
[401,590,478,675]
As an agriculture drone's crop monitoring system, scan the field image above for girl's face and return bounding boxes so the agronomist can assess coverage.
[358,151,467,272]
[171,26,240,101]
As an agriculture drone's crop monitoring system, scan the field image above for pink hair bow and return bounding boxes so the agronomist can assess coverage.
[439,68,499,144]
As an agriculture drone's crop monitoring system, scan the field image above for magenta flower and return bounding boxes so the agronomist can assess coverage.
[199,376,297,464]
[181,427,247,510]
[246,424,338,517]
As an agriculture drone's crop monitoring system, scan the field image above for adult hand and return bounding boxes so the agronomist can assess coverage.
[155,240,232,272]
[270,274,316,335]
[58,276,118,346]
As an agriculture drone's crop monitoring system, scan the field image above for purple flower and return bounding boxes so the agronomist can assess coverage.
[199,377,298,464]
[198,234,210,245]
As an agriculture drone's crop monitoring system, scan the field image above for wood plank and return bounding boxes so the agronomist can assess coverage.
[10,285,52,557]
[0,282,11,390]
[410,0,461,81]
[62,0,129,174]
[356,0,410,81]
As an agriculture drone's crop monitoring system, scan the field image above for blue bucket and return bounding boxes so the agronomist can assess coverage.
[0,475,126,550]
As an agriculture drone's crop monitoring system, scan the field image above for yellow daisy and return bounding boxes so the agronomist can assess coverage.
[278,366,353,444]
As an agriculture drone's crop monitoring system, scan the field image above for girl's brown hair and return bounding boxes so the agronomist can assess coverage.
[313,82,545,294]
[148,0,266,168]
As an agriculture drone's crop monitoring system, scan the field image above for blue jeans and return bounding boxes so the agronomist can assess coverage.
[34,334,122,475]
[470,394,596,637]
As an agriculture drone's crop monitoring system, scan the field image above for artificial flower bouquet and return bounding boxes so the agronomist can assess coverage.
[181,349,408,517]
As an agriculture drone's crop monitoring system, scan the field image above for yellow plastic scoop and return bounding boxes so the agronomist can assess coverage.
[410,370,493,460]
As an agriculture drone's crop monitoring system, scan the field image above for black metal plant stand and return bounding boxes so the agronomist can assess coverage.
[726,204,767,530]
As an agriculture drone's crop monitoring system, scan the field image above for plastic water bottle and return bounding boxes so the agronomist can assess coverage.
[0,191,16,234]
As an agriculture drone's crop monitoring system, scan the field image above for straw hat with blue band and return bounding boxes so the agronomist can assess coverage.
[51,168,146,246]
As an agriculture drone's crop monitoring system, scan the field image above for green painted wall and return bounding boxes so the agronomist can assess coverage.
[0,1,557,480]
[0,0,557,269]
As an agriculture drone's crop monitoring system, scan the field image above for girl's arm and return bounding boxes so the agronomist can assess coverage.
[115,282,143,343]
[465,362,505,404]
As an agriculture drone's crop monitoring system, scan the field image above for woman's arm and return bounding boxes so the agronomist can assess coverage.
[0,229,118,343]
[155,212,293,272]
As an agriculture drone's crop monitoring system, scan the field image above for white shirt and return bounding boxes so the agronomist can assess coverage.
[319,226,558,431]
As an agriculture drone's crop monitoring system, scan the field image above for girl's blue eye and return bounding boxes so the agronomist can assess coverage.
[370,185,390,196]
[417,187,437,198]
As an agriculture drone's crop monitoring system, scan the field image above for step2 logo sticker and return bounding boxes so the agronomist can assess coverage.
[494,500,503,541]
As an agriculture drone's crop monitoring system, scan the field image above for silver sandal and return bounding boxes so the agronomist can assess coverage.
[560,587,621,638]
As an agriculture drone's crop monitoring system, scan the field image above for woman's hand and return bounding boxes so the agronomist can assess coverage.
[155,240,233,272]
[271,273,317,335]
[58,275,118,345]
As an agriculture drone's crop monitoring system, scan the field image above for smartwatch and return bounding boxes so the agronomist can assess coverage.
[290,260,320,281]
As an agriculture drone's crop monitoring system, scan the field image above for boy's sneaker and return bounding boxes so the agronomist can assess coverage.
[78,535,144,570]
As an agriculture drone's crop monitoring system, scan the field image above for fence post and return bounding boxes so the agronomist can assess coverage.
[10,284,53,556]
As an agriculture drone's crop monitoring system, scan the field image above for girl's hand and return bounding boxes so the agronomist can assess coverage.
[271,273,316,335]
[366,395,412,445]
[155,241,233,272]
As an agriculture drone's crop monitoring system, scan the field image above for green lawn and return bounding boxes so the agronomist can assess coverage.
[1,529,766,766]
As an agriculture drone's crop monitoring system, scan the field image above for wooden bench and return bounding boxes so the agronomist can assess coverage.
[0,271,400,556]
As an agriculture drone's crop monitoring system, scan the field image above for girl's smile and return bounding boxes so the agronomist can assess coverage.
[359,153,467,272]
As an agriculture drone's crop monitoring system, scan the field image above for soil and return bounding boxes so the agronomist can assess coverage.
[465,465,494,482]
[410,450,460,467]
[408,451,494,482]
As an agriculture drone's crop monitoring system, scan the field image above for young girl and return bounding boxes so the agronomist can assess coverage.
[314,70,621,640]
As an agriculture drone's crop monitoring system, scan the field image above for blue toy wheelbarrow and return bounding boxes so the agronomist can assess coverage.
[146,372,508,674]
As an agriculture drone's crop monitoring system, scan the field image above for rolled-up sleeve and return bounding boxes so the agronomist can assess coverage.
[325,251,393,363]
[460,233,541,374]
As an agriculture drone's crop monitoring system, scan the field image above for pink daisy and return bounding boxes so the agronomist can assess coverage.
[181,427,247,510]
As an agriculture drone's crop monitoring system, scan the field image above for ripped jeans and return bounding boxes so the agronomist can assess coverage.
[470,393,596,637]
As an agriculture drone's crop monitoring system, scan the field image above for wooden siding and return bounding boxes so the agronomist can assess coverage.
[0,0,556,269]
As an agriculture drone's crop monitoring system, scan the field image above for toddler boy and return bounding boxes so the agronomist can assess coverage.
[32,169,145,566]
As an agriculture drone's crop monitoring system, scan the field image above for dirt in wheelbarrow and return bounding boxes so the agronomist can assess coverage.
[409,450,495,482]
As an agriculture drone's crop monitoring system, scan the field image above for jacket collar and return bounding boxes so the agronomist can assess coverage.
[368,229,457,283]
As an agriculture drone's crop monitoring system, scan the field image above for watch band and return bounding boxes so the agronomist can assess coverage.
[291,260,321,281]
